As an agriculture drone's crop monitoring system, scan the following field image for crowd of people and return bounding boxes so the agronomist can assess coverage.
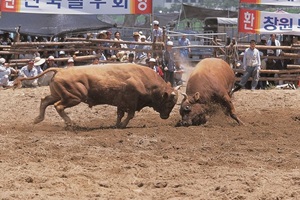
[0,20,186,89]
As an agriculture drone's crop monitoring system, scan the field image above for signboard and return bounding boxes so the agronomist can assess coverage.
[238,8,300,35]
[0,0,152,15]
[240,0,300,6]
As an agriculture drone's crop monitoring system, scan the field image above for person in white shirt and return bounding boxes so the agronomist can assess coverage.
[266,34,281,57]
[0,58,17,87]
[152,20,163,42]
[231,40,261,93]
[19,58,44,87]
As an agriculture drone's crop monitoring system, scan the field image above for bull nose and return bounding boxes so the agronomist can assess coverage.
[160,115,169,119]
[182,121,190,127]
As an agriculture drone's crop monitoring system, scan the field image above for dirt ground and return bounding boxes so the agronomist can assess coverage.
[1,65,300,199]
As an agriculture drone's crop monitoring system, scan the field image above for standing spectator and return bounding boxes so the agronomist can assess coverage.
[267,34,281,57]
[113,31,127,55]
[178,34,191,59]
[231,40,261,93]
[163,41,175,87]
[174,61,185,86]
[257,36,268,89]
[152,20,163,42]
[103,30,113,58]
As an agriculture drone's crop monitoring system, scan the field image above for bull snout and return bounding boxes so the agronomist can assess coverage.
[160,114,169,119]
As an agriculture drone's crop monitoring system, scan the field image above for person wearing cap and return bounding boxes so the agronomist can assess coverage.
[152,20,163,42]
[66,57,75,67]
[19,58,43,87]
[162,41,176,87]
[39,55,58,86]
[136,35,151,62]
[149,58,164,78]
[43,55,58,70]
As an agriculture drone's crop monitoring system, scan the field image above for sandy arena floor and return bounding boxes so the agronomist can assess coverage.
[0,64,300,199]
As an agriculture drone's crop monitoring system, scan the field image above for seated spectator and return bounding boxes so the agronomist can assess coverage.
[43,55,58,70]
[0,58,18,88]
[92,57,100,65]
[18,59,43,87]
[40,56,58,86]
[128,53,135,63]
[66,57,75,67]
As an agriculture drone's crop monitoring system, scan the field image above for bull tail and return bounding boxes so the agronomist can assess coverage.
[13,68,63,89]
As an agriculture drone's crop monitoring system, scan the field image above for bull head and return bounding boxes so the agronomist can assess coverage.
[179,92,206,126]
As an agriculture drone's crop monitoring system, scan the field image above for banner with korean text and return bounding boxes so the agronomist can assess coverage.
[0,0,152,15]
[240,0,300,6]
[238,8,300,35]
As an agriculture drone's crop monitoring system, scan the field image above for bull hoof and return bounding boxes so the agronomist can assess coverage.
[34,117,44,124]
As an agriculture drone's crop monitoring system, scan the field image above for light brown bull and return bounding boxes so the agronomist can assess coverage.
[178,58,242,126]
[14,64,179,128]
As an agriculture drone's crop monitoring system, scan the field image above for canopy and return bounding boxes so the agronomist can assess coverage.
[180,3,238,20]
[0,13,113,37]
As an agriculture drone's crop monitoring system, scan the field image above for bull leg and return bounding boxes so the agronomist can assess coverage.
[221,95,243,125]
[34,95,60,124]
[54,99,81,126]
[117,110,135,129]
[116,108,125,128]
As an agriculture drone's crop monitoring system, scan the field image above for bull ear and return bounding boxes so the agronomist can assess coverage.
[193,92,200,101]
[162,92,168,100]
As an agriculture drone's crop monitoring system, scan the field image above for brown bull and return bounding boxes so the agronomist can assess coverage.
[14,64,179,128]
[178,58,242,126]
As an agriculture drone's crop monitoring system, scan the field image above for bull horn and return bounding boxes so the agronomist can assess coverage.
[171,91,176,96]
[174,85,181,90]
[181,92,188,100]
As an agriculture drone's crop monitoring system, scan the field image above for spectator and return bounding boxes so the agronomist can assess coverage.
[19,59,43,87]
[113,31,127,55]
[66,57,75,67]
[41,56,58,86]
[231,40,261,93]
[227,37,240,68]
[162,41,176,87]
[136,35,151,62]
[0,58,17,87]
[148,58,163,78]
[103,30,113,58]
[267,34,281,57]
[43,55,58,70]
[152,20,163,42]
[92,57,100,65]
[110,55,118,62]
[57,50,66,67]
[178,34,191,59]
[128,53,135,63]
[257,36,268,89]
[174,61,185,86]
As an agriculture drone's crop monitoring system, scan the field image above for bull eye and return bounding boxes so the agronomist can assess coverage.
[184,105,191,112]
